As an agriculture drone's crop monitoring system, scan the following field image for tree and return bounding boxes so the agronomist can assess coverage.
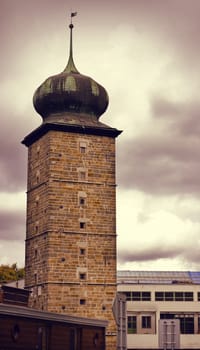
[0,264,25,284]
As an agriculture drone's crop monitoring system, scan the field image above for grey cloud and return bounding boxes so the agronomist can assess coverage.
[0,146,27,192]
[118,94,200,196]
[130,0,200,66]
[0,210,25,241]
[183,242,200,263]
[118,135,200,195]
[118,245,182,263]
[118,240,200,265]
[0,109,28,192]
[151,97,200,137]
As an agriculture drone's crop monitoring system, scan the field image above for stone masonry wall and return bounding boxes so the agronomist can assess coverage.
[25,129,117,349]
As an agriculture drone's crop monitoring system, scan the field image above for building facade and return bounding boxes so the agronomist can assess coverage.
[22,20,121,350]
[117,271,200,349]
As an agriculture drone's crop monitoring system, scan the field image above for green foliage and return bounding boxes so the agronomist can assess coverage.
[0,264,25,284]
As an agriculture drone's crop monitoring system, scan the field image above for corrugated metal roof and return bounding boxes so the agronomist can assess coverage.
[117,271,200,284]
[188,271,200,284]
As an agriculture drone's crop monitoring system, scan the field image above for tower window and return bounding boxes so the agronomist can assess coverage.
[79,273,86,280]
[79,141,87,154]
[79,197,85,206]
[80,222,86,229]
[80,299,86,305]
[80,248,85,255]
[78,191,87,206]
[80,146,86,154]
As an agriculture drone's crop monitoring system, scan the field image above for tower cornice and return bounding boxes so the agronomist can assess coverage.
[22,122,122,147]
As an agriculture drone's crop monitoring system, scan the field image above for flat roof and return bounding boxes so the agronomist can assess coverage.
[117,271,200,285]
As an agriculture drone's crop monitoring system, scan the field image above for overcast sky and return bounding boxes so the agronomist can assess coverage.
[1,0,200,271]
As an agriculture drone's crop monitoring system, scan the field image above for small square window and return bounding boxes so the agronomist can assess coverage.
[132,292,140,301]
[80,146,86,154]
[80,273,86,280]
[185,292,193,301]
[155,292,164,301]
[80,299,86,305]
[175,292,184,301]
[142,292,151,301]
[165,292,173,301]
[80,222,86,229]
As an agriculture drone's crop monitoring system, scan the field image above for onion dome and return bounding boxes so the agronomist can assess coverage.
[33,21,109,122]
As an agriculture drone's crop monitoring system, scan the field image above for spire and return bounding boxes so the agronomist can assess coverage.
[64,12,79,74]
[32,12,109,121]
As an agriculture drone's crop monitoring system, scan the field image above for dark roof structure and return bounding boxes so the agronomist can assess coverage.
[22,18,121,147]
[33,21,109,123]
[0,303,108,328]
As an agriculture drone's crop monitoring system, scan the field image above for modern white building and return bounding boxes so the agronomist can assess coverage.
[117,271,200,349]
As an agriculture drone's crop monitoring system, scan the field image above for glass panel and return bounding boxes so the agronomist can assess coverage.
[132,292,140,301]
[142,316,151,329]
[127,316,137,334]
[142,292,151,301]
[175,292,184,301]
[180,317,194,334]
[160,313,175,319]
[185,292,193,301]
[165,292,174,301]
[155,292,164,301]
[125,292,132,301]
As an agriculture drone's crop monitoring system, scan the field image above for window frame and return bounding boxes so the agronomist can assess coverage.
[127,315,137,334]
[142,315,151,329]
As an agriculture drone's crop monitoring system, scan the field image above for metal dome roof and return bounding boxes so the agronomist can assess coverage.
[33,21,109,121]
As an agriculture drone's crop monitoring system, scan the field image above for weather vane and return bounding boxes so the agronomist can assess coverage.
[66,11,79,73]
[70,11,77,26]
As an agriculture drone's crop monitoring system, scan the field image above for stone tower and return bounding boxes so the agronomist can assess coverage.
[22,17,121,350]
